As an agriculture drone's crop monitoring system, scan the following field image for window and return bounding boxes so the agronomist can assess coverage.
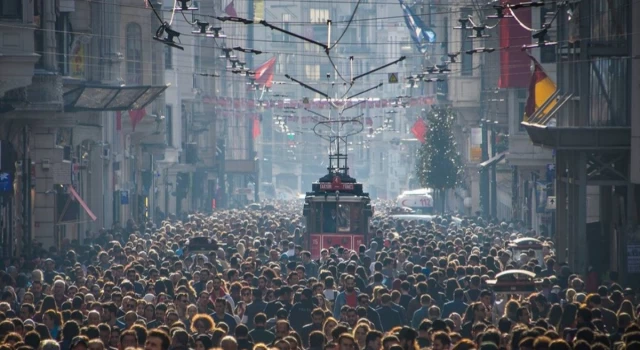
[194,47,201,71]
[305,26,327,52]
[320,64,332,81]
[518,101,525,132]
[310,9,329,23]
[540,5,557,63]
[305,65,320,80]
[0,0,21,19]
[282,13,291,42]
[34,0,44,68]
[442,17,449,52]
[126,23,143,85]
[55,13,72,75]
[460,8,473,76]
[166,105,173,147]
[164,45,172,69]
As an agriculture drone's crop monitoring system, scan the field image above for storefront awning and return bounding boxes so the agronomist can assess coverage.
[63,84,169,112]
[69,186,97,221]
[479,152,506,170]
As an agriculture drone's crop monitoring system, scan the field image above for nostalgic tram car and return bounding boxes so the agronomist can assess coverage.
[302,172,373,259]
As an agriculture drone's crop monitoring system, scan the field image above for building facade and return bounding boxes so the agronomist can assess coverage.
[0,0,168,253]
[525,0,638,278]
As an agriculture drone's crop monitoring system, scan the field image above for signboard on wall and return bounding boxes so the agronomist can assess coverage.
[121,190,129,205]
[628,244,640,273]
[470,128,482,162]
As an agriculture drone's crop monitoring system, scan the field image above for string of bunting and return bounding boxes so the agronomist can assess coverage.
[213,113,383,125]
[202,95,436,110]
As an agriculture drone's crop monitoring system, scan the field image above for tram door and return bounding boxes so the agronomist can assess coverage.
[308,201,365,258]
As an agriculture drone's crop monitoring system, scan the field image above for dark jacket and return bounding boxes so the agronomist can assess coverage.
[461,319,490,339]
[442,300,468,319]
[245,299,268,330]
[300,323,323,347]
[249,327,276,345]
[211,312,238,333]
[237,338,254,350]
[288,300,314,334]
[365,306,384,331]
[264,300,292,319]
[376,305,402,332]
[390,302,407,325]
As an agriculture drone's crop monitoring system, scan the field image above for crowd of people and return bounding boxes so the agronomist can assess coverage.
[0,201,635,350]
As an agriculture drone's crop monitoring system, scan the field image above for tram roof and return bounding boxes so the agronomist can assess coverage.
[304,193,370,202]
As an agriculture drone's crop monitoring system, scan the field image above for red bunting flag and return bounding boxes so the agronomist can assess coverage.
[224,0,237,17]
[252,116,261,139]
[116,111,122,131]
[129,109,146,132]
[254,57,277,88]
[411,118,427,143]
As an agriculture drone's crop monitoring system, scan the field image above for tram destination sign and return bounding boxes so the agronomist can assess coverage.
[319,182,354,190]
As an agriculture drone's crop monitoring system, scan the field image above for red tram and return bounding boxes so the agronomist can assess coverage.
[302,173,373,259]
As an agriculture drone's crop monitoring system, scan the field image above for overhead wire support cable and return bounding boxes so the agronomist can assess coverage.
[328,0,362,50]
[284,74,330,98]
[346,83,384,100]
[352,56,406,82]
[260,20,328,51]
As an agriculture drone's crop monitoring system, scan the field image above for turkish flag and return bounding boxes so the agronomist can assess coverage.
[254,57,277,88]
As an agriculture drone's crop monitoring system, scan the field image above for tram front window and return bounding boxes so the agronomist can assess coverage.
[322,203,351,232]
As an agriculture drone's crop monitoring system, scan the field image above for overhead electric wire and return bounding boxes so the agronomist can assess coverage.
[169,0,178,25]
[328,0,362,51]
[507,4,562,33]
[81,0,575,26]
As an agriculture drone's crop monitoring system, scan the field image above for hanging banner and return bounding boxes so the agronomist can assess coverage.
[253,0,264,20]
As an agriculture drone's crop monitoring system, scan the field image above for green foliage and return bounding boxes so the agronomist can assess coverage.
[415,107,463,191]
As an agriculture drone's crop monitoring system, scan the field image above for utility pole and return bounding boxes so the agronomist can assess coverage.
[480,120,489,217]
[490,122,498,218]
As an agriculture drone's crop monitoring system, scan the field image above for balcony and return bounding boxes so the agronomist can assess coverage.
[506,133,553,167]
[524,124,630,150]
[447,75,481,110]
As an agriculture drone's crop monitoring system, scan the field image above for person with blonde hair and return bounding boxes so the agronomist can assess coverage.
[353,323,370,350]
[221,335,238,350]
[39,339,60,350]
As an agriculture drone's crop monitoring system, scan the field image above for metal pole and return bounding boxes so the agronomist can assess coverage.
[490,125,498,218]
[512,165,519,221]
[22,125,29,256]
[164,168,169,215]
[247,0,255,70]
[480,121,489,217]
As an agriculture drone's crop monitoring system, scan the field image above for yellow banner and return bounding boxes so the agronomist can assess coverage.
[70,41,85,79]
[254,0,264,20]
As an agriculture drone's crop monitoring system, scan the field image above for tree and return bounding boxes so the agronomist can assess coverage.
[415,106,463,213]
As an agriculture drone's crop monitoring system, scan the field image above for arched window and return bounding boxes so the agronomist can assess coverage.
[126,23,142,84]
